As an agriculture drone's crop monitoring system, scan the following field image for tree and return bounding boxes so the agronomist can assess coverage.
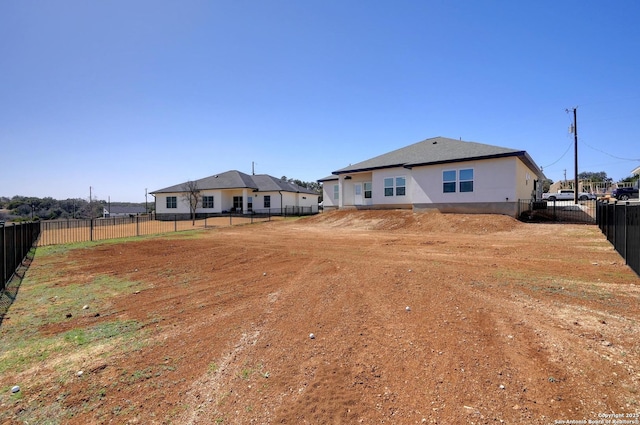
[181,180,201,225]
[541,178,553,193]
[578,171,612,183]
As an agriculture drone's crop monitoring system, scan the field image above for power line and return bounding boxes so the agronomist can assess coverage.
[541,139,573,169]
[581,139,640,162]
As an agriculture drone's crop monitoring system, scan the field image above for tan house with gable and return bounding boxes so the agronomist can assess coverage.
[319,136,544,217]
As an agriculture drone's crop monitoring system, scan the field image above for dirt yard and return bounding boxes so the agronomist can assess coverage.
[1,210,639,424]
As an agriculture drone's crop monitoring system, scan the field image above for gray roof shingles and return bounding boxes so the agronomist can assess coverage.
[332,136,538,174]
[152,170,316,195]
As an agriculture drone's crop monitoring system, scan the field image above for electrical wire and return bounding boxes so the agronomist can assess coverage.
[541,140,574,169]
[582,139,640,162]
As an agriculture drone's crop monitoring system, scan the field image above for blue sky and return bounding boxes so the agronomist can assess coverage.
[1,0,639,202]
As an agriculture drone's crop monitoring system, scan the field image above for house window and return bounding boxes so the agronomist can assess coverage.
[264,195,271,208]
[443,169,474,193]
[395,177,406,196]
[443,170,456,193]
[364,182,372,199]
[166,196,177,209]
[333,185,339,200]
[385,176,406,196]
[384,178,394,196]
[233,196,242,211]
[202,196,214,208]
[459,168,474,192]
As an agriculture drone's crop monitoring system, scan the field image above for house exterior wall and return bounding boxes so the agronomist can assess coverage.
[515,159,537,200]
[155,190,319,220]
[155,192,191,215]
[327,156,540,216]
[411,157,518,204]
[321,180,340,209]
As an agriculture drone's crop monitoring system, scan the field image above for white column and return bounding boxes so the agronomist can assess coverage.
[242,188,248,213]
[338,176,344,208]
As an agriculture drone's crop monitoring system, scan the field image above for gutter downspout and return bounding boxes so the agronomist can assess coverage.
[279,191,283,216]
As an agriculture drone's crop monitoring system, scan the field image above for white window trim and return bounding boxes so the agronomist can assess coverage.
[442,168,474,193]
[384,176,406,197]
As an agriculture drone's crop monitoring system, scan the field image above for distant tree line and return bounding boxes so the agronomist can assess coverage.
[279,177,322,195]
[0,196,148,222]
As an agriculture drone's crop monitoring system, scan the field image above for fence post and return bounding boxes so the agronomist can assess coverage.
[90,219,94,242]
[612,202,617,248]
[174,215,177,232]
[136,215,140,237]
[1,222,5,290]
[624,202,629,265]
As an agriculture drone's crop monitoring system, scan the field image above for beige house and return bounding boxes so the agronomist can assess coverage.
[319,136,545,217]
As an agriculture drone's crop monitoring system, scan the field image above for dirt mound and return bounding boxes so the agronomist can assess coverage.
[306,209,521,233]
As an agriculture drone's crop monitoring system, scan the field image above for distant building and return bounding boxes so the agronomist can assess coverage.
[103,205,146,218]
[151,170,319,220]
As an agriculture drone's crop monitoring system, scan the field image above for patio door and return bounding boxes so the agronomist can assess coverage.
[354,183,363,205]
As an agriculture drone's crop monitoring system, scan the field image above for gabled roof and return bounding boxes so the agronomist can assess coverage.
[151,170,317,195]
[333,136,541,175]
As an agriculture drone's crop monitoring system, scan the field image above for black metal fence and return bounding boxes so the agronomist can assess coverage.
[1,221,41,290]
[37,208,319,246]
[596,200,640,277]
[517,199,596,224]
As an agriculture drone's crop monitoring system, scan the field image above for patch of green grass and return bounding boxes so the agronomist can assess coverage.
[239,368,252,380]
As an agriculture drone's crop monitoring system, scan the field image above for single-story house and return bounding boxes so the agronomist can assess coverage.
[103,205,147,218]
[151,170,320,220]
[318,136,545,217]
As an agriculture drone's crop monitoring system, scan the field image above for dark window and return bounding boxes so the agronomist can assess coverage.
[443,170,456,193]
[364,182,372,199]
[202,196,214,208]
[166,196,177,209]
[264,195,271,208]
[459,169,474,192]
[384,178,394,196]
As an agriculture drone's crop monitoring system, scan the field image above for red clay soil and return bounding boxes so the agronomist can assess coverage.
[4,210,640,424]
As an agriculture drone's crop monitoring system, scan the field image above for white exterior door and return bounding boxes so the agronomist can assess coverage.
[354,183,363,205]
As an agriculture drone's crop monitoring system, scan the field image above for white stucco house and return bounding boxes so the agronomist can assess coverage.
[319,136,545,217]
[151,170,320,220]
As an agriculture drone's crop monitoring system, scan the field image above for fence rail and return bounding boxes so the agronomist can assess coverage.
[596,200,640,277]
[37,208,318,246]
[1,222,41,290]
[517,199,596,224]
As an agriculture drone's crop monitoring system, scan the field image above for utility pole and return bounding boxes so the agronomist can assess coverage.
[145,188,148,214]
[572,108,578,204]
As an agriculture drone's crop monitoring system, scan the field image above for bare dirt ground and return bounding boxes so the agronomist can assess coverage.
[2,210,640,424]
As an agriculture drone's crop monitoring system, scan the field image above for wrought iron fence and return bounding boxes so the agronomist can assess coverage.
[596,200,640,277]
[517,199,596,224]
[36,207,318,247]
[1,221,41,291]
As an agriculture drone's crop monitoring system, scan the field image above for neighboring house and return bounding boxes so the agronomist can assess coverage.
[103,205,147,218]
[151,170,319,220]
[319,136,544,217]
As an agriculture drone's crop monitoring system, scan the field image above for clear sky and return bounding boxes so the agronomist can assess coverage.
[1,0,639,203]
